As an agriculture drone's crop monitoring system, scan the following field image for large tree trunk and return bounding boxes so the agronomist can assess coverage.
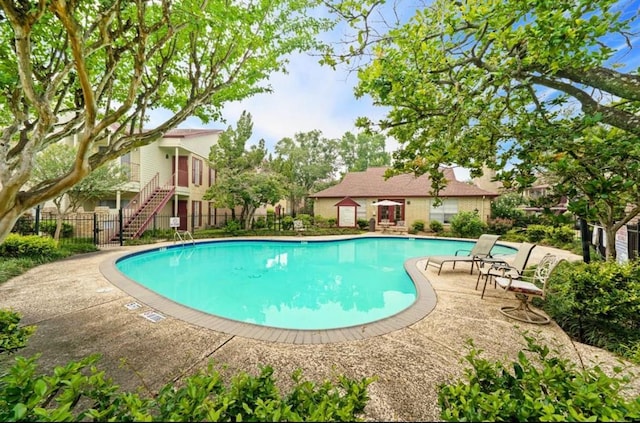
[243,206,256,230]
[0,207,23,244]
[54,215,64,242]
[604,226,618,261]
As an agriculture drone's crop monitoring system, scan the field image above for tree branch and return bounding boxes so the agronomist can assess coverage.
[529,75,640,136]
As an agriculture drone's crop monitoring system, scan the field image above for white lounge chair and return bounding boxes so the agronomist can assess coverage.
[293,219,306,234]
[424,234,500,275]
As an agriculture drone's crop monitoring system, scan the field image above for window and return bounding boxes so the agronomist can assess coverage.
[192,157,203,185]
[208,167,215,187]
[192,201,202,228]
[430,199,458,223]
[120,152,131,164]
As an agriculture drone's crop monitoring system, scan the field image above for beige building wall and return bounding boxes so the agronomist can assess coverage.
[472,165,502,194]
[314,196,494,228]
[457,197,493,222]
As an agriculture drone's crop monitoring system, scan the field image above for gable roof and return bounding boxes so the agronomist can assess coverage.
[334,196,361,207]
[163,128,223,139]
[311,167,498,198]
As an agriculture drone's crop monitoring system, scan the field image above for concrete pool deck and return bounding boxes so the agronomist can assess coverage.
[2,234,639,421]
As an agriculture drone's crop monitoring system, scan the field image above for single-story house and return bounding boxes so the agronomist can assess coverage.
[309,167,499,229]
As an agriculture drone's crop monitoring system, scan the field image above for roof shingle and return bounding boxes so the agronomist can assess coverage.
[311,167,497,198]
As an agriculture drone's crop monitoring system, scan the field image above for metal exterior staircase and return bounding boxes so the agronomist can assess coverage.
[111,173,175,241]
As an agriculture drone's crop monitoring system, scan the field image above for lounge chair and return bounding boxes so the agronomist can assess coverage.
[293,219,306,234]
[475,242,536,299]
[424,234,500,275]
[494,253,563,324]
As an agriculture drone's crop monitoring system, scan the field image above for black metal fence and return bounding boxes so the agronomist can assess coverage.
[10,209,296,247]
[13,209,640,257]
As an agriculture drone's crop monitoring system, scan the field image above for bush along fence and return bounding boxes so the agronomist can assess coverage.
[9,208,300,247]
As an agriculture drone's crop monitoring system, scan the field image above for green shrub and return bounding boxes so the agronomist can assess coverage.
[266,209,276,230]
[59,242,99,255]
[357,218,369,230]
[313,215,328,228]
[253,216,267,229]
[327,218,337,228]
[549,225,576,244]
[428,220,442,233]
[543,259,640,363]
[223,220,242,235]
[490,193,526,222]
[411,219,425,232]
[539,210,575,227]
[296,214,313,227]
[141,228,173,239]
[525,224,549,242]
[0,309,36,354]
[39,220,74,238]
[0,309,375,422]
[501,228,527,242]
[487,218,513,235]
[0,355,375,422]
[282,216,294,230]
[0,234,59,259]
[438,332,640,422]
[449,211,486,238]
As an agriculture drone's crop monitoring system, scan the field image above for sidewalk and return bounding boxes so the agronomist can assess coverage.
[1,237,637,421]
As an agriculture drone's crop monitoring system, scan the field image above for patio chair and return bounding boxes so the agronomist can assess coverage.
[475,242,536,299]
[494,253,563,325]
[424,234,500,275]
[293,219,306,234]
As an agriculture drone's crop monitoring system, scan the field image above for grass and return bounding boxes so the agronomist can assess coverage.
[0,242,98,285]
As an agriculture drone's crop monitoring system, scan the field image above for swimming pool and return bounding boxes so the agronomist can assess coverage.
[111,236,515,336]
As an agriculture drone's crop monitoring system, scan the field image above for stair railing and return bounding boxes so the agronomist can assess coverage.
[125,173,177,239]
[121,173,160,222]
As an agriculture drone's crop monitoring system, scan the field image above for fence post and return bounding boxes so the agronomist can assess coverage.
[93,213,99,245]
[34,205,40,235]
[153,213,157,234]
[119,208,124,246]
[579,218,591,264]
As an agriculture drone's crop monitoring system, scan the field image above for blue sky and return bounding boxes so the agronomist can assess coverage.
[150,0,639,183]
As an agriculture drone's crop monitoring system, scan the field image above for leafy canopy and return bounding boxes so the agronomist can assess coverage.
[0,0,329,243]
[205,111,285,228]
[330,0,640,195]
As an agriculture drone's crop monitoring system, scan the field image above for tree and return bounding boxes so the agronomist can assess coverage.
[538,125,640,260]
[329,0,640,194]
[0,0,328,244]
[205,111,285,229]
[32,143,127,240]
[273,130,338,215]
[337,131,390,174]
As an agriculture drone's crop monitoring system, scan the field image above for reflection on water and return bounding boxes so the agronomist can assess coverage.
[117,238,515,329]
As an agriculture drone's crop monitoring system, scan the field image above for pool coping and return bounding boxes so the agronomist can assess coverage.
[99,236,443,344]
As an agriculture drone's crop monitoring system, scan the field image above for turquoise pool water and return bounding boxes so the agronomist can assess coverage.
[115,237,515,330]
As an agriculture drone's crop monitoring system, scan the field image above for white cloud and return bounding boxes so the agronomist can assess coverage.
[179,51,391,152]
